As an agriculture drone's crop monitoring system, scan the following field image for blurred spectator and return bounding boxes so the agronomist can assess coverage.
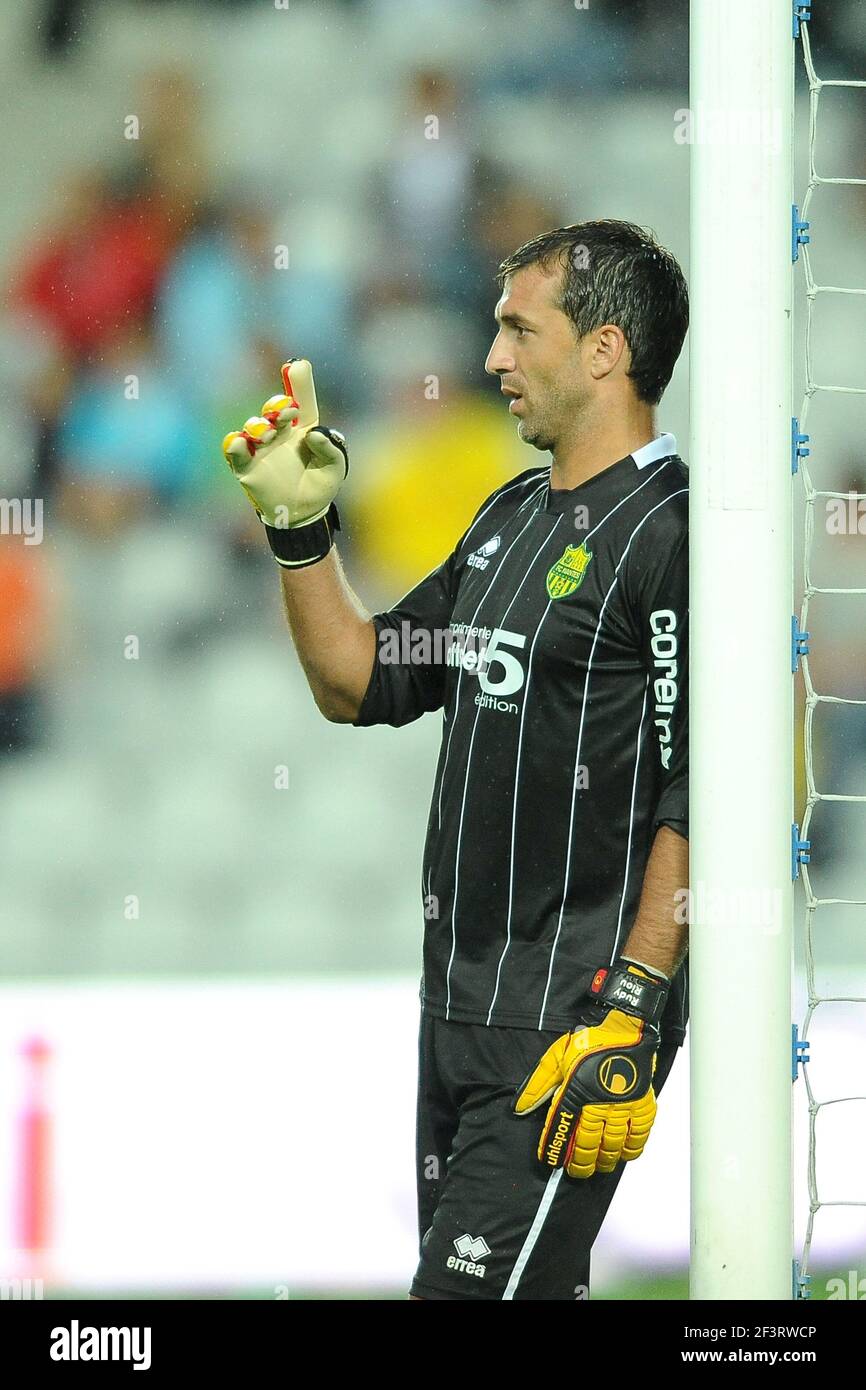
[470,169,569,275]
[0,536,51,755]
[12,171,166,362]
[155,189,358,547]
[349,377,527,597]
[7,66,207,501]
[157,190,355,429]
[347,300,526,594]
[13,67,205,364]
[462,170,569,388]
[157,198,285,413]
[369,68,477,306]
[55,317,192,538]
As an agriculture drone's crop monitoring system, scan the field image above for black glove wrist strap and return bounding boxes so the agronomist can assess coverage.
[588,958,669,1028]
[263,502,341,568]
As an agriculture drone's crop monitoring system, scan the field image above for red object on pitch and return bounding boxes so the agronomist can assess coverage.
[14,1036,53,1256]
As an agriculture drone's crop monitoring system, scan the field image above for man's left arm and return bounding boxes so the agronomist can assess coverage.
[621,824,688,981]
[622,506,690,985]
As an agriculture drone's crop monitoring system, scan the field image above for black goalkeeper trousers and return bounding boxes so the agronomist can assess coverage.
[411,1009,683,1300]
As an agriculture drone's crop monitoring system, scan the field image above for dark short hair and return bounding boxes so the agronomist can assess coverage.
[496,220,689,406]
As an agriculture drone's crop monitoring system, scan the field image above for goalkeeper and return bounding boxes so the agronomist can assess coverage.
[222,220,690,1301]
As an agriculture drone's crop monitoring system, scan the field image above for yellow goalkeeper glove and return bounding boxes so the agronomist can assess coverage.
[222,359,348,568]
[514,959,669,1180]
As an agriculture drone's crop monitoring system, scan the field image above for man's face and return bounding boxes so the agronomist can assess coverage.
[485,263,587,452]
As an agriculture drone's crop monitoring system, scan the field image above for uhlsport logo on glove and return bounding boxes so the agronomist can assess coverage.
[545,1110,576,1167]
[597,1053,640,1096]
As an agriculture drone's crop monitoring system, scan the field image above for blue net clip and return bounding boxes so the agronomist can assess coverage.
[791,417,810,474]
[792,823,811,880]
[792,616,810,672]
[793,1259,812,1299]
[792,205,811,262]
[791,1023,810,1080]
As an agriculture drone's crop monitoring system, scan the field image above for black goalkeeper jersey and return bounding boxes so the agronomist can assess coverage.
[354,432,689,1041]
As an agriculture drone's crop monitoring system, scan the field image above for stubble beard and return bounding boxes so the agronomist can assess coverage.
[517,402,556,454]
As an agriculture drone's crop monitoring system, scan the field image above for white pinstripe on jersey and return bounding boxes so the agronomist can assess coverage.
[609,673,651,962]
[434,477,548,833]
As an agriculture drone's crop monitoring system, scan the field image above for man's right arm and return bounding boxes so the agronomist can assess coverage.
[278,547,377,724]
[220,358,461,728]
[220,358,377,723]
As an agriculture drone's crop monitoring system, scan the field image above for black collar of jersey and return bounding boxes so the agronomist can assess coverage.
[542,431,679,513]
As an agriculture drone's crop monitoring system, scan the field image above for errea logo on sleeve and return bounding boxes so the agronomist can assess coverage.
[467,535,501,570]
[649,609,679,768]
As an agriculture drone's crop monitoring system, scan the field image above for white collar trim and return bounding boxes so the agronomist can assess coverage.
[631,432,677,470]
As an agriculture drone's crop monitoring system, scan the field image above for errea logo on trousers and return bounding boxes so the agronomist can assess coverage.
[448,1233,491,1278]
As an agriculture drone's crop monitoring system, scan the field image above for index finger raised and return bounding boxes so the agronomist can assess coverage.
[280,359,319,430]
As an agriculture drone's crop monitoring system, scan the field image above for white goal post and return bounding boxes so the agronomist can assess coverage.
[689,0,795,1299]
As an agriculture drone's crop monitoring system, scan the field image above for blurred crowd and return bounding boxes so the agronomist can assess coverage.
[1,48,577,757]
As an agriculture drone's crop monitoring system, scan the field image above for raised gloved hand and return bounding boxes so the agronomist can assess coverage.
[222,359,348,568]
[513,959,669,1179]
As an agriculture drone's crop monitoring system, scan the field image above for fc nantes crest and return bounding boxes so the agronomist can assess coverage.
[546,542,593,600]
